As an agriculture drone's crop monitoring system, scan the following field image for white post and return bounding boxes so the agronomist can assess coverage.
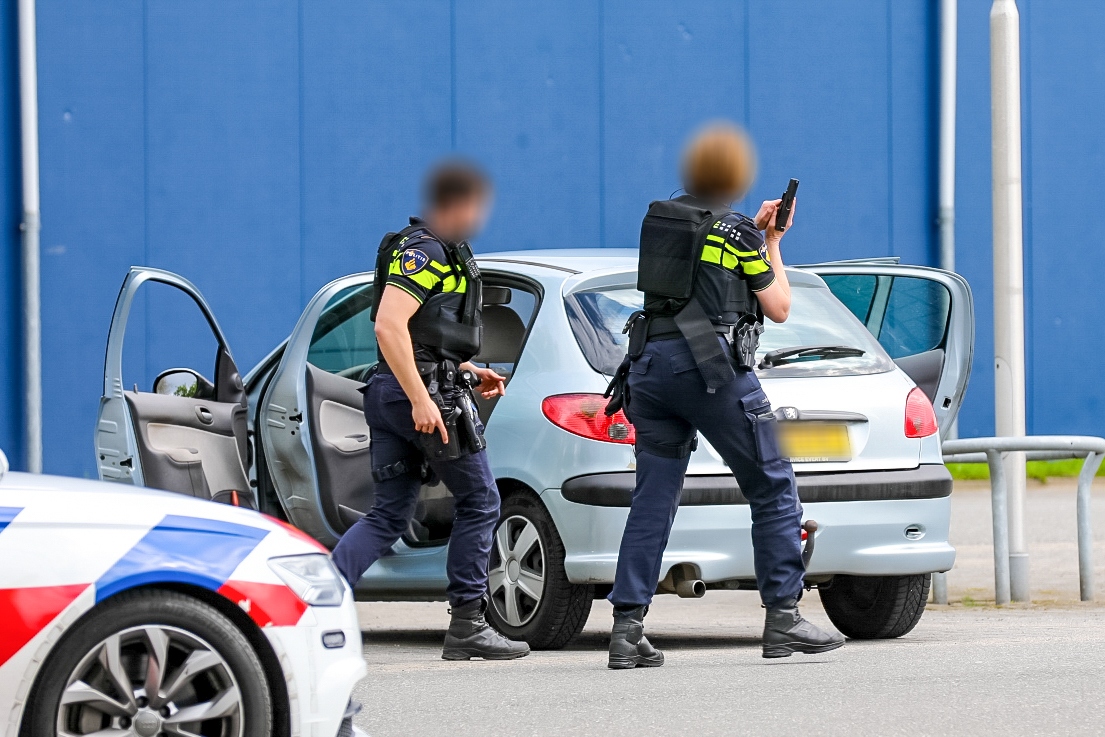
[932,0,958,604]
[939,0,957,274]
[17,0,42,474]
[990,0,1029,602]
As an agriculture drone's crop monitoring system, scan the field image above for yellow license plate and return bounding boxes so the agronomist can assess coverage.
[777,422,852,462]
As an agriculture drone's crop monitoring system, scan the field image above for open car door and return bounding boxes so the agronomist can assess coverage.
[96,268,252,505]
[259,274,379,548]
[805,262,974,439]
[260,271,541,549]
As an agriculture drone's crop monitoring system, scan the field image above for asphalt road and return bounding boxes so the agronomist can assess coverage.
[351,480,1105,736]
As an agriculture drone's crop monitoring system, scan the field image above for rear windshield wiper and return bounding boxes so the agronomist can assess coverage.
[759,344,866,368]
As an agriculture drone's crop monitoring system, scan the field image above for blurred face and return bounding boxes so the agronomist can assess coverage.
[428,194,491,243]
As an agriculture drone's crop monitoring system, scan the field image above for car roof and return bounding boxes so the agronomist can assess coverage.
[478,248,824,286]
[478,249,638,274]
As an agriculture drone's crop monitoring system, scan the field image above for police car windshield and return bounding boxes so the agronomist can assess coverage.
[566,282,894,378]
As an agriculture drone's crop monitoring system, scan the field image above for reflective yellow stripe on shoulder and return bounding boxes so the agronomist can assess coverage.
[742,259,770,275]
[389,259,442,290]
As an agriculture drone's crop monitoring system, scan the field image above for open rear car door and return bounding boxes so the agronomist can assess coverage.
[805,262,974,439]
[96,268,252,505]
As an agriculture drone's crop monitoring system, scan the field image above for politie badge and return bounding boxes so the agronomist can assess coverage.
[400,249,429,275]
[759,243,771,265]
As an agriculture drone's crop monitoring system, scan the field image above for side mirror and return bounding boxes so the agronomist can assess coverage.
[154,368,216,399]
[483,286,512,306]
[0,447,8,480]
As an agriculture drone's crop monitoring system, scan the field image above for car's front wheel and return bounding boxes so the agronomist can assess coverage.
[485,493,594,649]
[820,573,931,639]
[23,588,273,737]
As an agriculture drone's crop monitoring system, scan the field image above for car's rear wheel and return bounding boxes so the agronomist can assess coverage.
[820,573,931,639]
[485,493,594,650]
[22,588,272,737]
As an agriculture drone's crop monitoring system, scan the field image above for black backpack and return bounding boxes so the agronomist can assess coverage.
[637,194,732,300]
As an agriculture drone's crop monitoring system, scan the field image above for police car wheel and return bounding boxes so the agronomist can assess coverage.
[819,573,932,639]
[22,588,273,737]
[486,493,594,650]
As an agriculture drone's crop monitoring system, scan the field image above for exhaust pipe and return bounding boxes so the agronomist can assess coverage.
[671,567,706,598]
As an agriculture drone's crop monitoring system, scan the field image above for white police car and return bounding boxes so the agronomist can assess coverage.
[93,252,972,650]
[0,449,366,737]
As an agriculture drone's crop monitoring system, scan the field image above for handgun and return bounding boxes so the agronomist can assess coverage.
[775,178,799,232]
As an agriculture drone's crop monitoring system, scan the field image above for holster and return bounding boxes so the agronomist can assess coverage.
[732,317,764,370]
[417,364,487,461]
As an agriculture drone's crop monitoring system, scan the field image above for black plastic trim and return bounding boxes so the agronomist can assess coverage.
[560,464,952,507]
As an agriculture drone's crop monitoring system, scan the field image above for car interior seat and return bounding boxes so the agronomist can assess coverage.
[470,304,527,420]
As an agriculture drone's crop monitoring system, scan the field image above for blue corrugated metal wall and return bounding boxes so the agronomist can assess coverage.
[953,1,1105,439]
[0,1,1101,475]
[0,0,22,467]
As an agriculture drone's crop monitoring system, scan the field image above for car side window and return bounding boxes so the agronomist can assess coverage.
[821,274,878,324]
[307,285,377,375]
[878,277,951,359]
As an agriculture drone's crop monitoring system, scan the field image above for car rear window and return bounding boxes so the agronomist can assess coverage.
[565,281,894,377]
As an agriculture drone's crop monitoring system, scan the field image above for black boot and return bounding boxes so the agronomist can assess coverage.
[762,598,845,658]
[442,599,530,661]
[608,606,664,669]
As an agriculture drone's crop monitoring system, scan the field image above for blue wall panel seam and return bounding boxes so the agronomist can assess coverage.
[298,0,306,307]
[142,0,151,386]
[743,0,751,217]
[598,0,605,248]
[886,1,894,258]
[449,0,456,150]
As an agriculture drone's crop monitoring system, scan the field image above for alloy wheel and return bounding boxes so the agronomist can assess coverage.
[488,514,546,627]
[57,624,243,737]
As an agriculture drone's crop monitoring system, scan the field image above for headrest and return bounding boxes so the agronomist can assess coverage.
[474,306,526,365]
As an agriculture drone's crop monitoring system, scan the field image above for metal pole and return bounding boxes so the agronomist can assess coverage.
[1076,451,1102,602]
[986,450,1011,605]
[932,571,949,605]
[990,0,1028,602]
[17,0,42,473]
[938,0,959,444]
[939,0,957,273]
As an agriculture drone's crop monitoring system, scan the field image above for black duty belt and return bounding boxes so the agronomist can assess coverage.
[646,315,732,341]
[376,360,441,380]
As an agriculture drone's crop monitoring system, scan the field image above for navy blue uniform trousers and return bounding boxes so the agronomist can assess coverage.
[610,337,805,609]
[332,374,500,607]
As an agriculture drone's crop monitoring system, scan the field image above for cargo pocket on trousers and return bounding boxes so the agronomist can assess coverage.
[740,389,782,463]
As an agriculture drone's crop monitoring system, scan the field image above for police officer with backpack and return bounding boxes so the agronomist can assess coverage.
[332,160,529,661]
[603,124,844,669]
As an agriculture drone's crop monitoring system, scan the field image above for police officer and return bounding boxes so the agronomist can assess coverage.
[332,161,529,661]
[605,124,843,668]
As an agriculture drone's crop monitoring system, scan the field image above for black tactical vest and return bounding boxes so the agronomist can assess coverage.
[372,219,483,364]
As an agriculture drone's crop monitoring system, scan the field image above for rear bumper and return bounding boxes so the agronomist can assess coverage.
[561,464,952,506]
[545,465,955,584]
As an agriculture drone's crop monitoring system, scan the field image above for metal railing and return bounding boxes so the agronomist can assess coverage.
[942,436,1105,605]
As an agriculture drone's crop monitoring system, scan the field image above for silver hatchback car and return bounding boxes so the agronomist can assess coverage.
[96,250,973,649]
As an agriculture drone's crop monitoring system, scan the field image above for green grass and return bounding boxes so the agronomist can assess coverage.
[947,459,1105,482]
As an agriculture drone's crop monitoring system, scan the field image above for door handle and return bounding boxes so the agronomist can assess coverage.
[196,406,214,425]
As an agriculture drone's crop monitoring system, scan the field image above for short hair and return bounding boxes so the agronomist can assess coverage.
[681,123,756,202]
[423,159,491,210]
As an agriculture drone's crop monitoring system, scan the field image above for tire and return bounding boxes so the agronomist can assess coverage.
[22,588,273,737]
[485,493,594,649]
[820,573,932,639]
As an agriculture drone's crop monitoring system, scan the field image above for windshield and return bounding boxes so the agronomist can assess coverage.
[565,281,894,377]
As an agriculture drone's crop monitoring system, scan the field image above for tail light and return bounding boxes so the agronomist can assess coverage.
[904,387,938,438]
[541,394,636,445]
